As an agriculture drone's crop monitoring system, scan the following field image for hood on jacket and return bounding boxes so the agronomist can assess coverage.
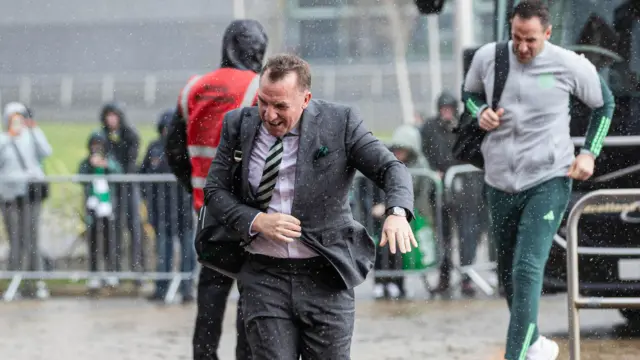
[437,91,458,110]
[388,124,429,169]
[3,101,28,130]
[100,102,128,131]
[220,19,268,73]
[87,131,107,152]
[157,109,174,134]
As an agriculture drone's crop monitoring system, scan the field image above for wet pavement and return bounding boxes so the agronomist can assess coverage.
[1,281,640,360]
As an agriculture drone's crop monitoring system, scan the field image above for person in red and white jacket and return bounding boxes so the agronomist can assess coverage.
[165,19,268,360]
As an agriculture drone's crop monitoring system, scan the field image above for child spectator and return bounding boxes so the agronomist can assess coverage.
[78,132,122,290]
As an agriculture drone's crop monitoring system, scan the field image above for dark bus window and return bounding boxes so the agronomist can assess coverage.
[549,0,640,136]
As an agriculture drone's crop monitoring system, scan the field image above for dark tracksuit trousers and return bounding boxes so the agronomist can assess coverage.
[87,212,116,272]
[485,177,571,360]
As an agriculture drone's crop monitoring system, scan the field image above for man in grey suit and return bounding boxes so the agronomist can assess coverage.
[203,54,416,359]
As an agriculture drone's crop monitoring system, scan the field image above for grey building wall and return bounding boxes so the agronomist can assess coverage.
[0,0,494,133]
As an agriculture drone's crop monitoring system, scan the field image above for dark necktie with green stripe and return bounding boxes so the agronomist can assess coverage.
[256,137,283,211]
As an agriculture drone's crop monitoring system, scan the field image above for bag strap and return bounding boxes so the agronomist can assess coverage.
[10,139,29,171]
[492,41,510,110]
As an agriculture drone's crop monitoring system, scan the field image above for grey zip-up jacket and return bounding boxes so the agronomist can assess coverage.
[463,41,615,193]
[0,128,52,201]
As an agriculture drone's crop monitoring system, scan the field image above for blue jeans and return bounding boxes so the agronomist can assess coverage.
[154,228,196,297]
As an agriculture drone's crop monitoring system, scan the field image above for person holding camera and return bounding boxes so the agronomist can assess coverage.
[0,102,52,299]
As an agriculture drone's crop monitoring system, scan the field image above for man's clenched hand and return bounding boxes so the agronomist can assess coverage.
[479,108,504,131]
[567,153,595,181]
[251,213,302,243]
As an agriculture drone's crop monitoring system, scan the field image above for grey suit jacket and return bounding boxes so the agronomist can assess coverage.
[204,99,414,289]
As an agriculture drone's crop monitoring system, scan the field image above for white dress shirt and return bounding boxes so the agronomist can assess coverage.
[246,124,318,258]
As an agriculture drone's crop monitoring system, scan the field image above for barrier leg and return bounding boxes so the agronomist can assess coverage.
[568,299,581,359]
[463,268,494,296]
[164,274,182,304]
[421,273,434,298]
[3,274,23,302]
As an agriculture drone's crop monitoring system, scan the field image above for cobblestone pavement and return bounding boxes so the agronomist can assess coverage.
[1,284,640,360]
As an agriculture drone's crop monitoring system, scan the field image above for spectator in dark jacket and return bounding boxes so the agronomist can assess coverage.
[78,132,122,290]
[420,91,487,297]
[140,109,195,302]
[99,102,144,276]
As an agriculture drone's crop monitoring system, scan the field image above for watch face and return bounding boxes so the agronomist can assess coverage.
[390,207,406,217]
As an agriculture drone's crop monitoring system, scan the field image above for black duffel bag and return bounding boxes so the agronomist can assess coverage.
[452,41,510,169]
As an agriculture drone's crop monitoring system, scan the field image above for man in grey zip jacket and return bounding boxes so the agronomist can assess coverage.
[462,1,615,359]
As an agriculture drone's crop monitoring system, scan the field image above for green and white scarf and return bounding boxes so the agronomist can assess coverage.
[86,166,112,217]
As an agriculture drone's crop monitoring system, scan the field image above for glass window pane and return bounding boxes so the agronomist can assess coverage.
[547,0,640,135]
[298,0,341,7]
[407,16,429,58]
[298,19,340,59]
[368,16,393,59]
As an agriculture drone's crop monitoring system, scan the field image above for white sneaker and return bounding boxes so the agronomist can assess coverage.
[386,283,401,298]
[105,277,120,288]
[526,336,559,360]
[373,284,385,299]
[35,281,50,300]
[87,278,102,290]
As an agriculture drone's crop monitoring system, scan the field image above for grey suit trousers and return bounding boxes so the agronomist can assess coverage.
[239,254,355,360]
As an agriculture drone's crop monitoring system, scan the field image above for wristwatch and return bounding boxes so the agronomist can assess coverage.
[386,206,407,218]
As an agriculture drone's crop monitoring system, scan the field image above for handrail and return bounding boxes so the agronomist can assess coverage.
[566,189,640,360]
[571,136,640,147]
[564,45,624,62]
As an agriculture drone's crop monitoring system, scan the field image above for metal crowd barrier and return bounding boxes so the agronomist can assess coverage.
[0,174,197,304]
[443,164,496,296]
[352,168,444,295]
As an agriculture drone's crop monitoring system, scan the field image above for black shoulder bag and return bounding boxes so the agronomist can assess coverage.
[452,41,510,169]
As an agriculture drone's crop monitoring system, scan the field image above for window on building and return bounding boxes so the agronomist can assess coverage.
[298,0,342,8]
[345,17,367,59]
[298,18,340,59]
[368,16,394,60]
[407,16,429,58]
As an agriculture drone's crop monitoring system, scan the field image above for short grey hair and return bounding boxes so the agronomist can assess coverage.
[261,54,312,91]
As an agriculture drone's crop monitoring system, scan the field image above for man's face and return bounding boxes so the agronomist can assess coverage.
[511,15,551,64]
[105,112,120,131]
[439,106,455,121]
[257,71,311,138]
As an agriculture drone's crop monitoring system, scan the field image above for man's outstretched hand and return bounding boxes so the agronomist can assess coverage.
[380,215,417,254]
